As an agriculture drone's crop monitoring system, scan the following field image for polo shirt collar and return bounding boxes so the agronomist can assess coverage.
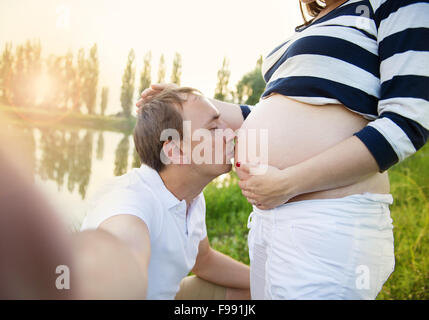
[137,165,185,210]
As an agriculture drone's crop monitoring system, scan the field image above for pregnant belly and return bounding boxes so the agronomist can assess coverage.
[235,94,390,202]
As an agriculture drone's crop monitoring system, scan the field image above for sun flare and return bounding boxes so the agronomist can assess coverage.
[34,73,53,106]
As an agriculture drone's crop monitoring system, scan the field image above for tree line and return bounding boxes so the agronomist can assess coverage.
[0,40,100,114]
[0,40,265,117]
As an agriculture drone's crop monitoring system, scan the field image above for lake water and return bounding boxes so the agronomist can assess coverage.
[8,125,141,231]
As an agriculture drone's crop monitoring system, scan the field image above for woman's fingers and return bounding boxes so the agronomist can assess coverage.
[239,162,265,175]
[241,189,255,199]
[242,190,265,207]
[138,88,157,101]
[136,99,144,107]
[239,177,271,208]
[238,176,261,193]
[136,90,153,107]
[136,83,178,108]
[248,198,263,207]
[237,163,251,174]
[238,180,253,193]
[151,83,173,90]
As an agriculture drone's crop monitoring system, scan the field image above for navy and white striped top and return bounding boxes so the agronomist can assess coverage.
[240,0,429,172]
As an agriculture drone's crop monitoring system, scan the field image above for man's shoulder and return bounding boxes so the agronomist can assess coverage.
[82,169,164,232]
[87,169,163,217]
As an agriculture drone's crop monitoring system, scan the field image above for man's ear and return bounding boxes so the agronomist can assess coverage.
[161,139,183,165]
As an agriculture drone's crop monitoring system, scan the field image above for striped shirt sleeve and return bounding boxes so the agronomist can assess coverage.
[354,0,429,172]
[239,104,256,120]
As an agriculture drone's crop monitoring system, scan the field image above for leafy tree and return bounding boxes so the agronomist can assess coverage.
[44,54,68,109]
[170,52,182,85]
[157,54,166,83]
[120,49,136,118]
[22,40,42,107]
[83,44,99,114]
[235,56,265,105]
[72,48,86,113]
[3,40,42,107]
[0,42,14,104]
[10,44,25,107]
[214,57,231,102]
[100,86,109,116]
[46,52,73,110]
[138,51,152,99]
[63,51,75,109]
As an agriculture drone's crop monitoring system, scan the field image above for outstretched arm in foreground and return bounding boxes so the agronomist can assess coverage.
[0,147,150,299]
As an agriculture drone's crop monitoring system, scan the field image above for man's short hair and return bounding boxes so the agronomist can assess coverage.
[133,87,200,172]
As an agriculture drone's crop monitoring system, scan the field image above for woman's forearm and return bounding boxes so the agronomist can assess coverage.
[286,135,380,197]
[208,98,244,131]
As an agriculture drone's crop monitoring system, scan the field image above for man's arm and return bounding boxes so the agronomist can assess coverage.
[72,215,151,299]
[192,237,250,295]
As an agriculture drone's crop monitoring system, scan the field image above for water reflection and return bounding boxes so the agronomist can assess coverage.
[32,127,138,201]
[96,131,104,161]
[14,126,37,181]
[38,129,94,199]
[132,149,141,169]
[37,128,93,199]
[6,124,137,230]
[114,134,130,177]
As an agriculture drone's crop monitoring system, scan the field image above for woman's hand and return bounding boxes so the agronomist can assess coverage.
[136,83,178,108]
[237,163,299,210]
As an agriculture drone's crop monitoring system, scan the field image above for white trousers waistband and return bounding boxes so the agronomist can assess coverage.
[247,192,395,300]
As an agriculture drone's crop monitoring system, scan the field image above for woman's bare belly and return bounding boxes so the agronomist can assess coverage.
[235,94,390,203]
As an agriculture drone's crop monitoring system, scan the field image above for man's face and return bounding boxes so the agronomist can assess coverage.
[180,94,234,178]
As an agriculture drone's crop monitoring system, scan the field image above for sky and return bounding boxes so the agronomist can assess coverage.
[0,0,304,115]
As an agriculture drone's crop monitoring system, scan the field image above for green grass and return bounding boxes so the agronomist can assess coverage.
[204,144,429,300]
[204,173,253,265]
[377,144,429,299]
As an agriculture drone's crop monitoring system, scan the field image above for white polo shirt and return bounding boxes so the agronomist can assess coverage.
[80,165,207,299]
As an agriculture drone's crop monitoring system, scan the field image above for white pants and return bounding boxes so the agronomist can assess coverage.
[247,193,395,300]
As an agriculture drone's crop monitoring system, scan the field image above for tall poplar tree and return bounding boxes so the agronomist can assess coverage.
[138,51,152,99]
[214,57,231,102]
[0,42,13,104]
[100,86,109,116]
[120,49,136,118]
[157,54,166,83]
[170,52,182,85]
[72,48,86,113]
[83,44,99,114]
